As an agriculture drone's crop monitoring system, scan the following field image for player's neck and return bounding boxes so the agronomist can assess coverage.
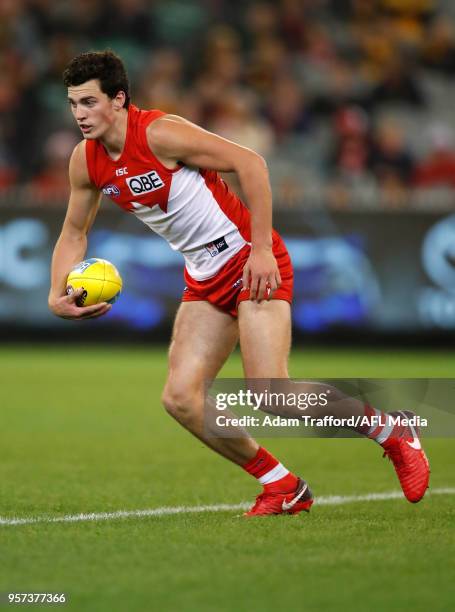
[99,108,129,161]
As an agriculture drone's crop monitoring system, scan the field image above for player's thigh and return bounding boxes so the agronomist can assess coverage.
[238,299,291,378]
[166,301,238,391]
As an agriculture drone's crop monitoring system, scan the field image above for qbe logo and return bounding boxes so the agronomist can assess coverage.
[126,170,164,196]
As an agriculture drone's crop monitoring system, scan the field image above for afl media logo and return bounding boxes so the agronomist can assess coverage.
[126,170,164,196]
[102,184,120,197]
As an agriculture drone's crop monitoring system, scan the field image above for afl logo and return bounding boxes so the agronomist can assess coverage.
[103,184,120,197]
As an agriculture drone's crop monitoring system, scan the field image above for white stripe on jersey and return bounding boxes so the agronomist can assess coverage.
[131,166,248,280]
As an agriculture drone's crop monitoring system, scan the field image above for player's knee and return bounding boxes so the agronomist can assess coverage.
[161,383,200,424]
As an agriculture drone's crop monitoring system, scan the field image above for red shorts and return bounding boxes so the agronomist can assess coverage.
[182,231,293,317]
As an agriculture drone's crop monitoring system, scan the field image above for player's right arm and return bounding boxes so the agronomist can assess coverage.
[48,142,111,320]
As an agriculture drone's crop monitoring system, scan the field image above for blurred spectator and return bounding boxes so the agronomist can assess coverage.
[309,58,368,116]
[153,0,210,48]
[208,91,274,157]
[135,48,184,113]
[0,0,46,72]
[366,57,425,108]
[246,36,289,95]
[413,124,455,188]
[57,0,104,40]
[265,76,311,142]
[351,17,397,81]
[208,89,274,198]
[369,118,415,184]
[27,131,78,204]
[243,2,279,49]
[422,16,455,75]
[279,0,308,52]
[369,118,415,209]
[330,106,371,177]
[39,33,78,124]
[96,0,154,45]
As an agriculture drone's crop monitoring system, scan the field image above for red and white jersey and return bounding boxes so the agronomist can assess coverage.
[85,105,252,280]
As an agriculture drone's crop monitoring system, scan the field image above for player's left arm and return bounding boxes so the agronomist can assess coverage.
[147,115,281,301]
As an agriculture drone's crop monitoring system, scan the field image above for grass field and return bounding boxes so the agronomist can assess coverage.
[1,346,454,612]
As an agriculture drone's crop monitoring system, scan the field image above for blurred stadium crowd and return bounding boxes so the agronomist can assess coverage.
[2,0,455,210]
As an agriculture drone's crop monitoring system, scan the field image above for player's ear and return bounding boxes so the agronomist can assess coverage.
[113,91,126,111]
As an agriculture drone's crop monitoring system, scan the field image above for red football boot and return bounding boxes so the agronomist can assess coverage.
[245,478,314,517]
[381,410,430,503]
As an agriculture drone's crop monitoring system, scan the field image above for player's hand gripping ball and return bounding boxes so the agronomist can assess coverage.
[66,258,122,306]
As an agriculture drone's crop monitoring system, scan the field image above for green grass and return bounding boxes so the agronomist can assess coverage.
[0,346,454,612]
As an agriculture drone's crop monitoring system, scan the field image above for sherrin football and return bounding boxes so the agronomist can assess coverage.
[66,258,122,306]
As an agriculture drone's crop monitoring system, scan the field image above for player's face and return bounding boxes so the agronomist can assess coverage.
[67,80,124,140]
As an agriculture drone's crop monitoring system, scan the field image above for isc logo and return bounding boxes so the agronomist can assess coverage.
[126,170,164,196]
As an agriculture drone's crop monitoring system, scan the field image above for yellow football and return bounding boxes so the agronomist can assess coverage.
[66,258,122,306]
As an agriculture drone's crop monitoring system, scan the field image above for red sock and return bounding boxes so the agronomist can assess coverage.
[356,405,378,436]
[243,446,298,493]
[358,405,398,445]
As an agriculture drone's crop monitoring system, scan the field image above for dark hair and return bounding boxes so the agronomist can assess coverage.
[63,50,130,108]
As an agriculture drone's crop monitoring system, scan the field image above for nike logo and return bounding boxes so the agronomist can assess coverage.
[282,483,308,511]
[406,437,422,450]
[398,411,422,451]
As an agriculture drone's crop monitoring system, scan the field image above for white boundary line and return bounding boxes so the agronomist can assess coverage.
[1,487,454,527]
